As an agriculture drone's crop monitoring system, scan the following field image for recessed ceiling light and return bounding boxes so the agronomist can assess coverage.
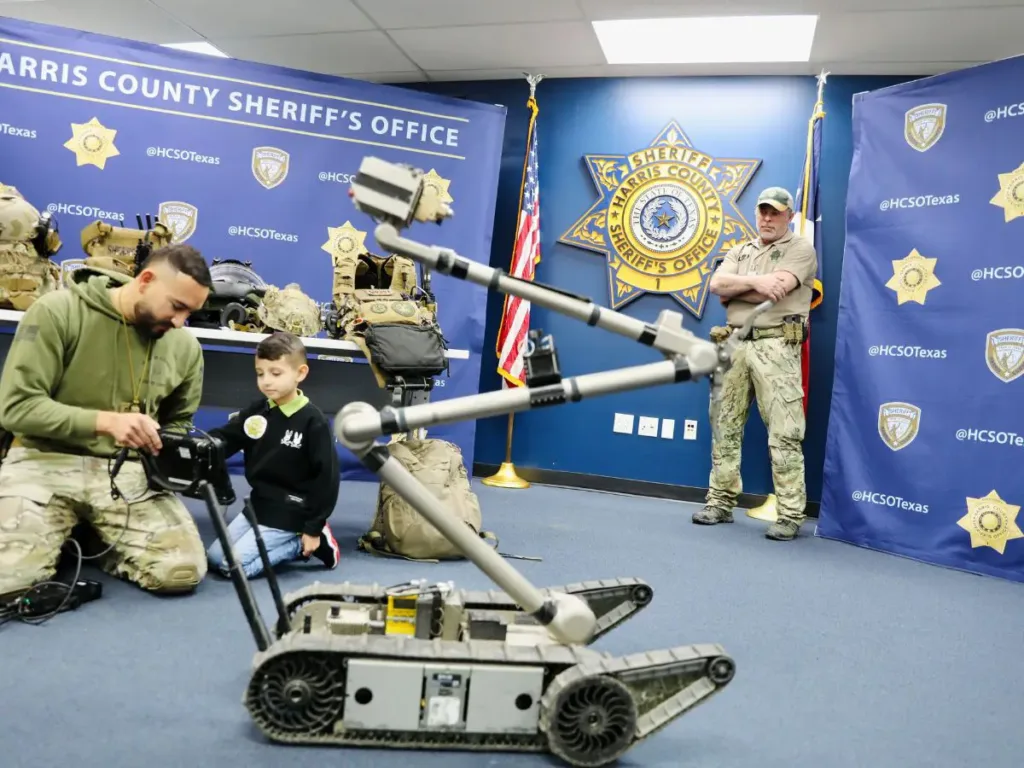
[162,41,229,58]
[592,15,818,64]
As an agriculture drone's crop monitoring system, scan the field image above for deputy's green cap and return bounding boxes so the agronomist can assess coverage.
[757,187,794,211]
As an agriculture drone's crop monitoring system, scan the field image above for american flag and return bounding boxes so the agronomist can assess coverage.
[496,96,541,387]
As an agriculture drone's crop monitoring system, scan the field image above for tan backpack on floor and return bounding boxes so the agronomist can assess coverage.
[359,437,496,563]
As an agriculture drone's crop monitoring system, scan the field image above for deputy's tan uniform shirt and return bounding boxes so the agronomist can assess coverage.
[715,230,817,328]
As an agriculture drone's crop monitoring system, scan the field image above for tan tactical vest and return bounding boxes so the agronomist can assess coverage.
[80,219,172,278]
[332,250,440,387]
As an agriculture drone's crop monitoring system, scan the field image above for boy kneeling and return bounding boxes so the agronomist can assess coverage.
[206,332,341,577]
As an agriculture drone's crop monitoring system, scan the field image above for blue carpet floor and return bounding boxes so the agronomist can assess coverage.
[2,477,1023,768]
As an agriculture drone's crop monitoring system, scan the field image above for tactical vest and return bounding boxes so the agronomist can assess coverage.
[329,252,448,388]
[80,219,172,278]
[0,186,62,311]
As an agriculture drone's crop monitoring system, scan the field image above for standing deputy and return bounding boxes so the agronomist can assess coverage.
[0,242,213,598]
[694,187,817,541]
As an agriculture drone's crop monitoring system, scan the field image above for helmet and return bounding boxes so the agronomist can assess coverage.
[0,185,62,310]
[256,283,322,338]
[0,185,62,258]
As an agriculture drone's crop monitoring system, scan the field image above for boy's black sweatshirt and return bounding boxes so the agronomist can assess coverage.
[209,393,340,536]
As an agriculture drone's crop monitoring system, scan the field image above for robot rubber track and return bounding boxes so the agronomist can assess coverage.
[243,631,735,768]
[283,577,655,644]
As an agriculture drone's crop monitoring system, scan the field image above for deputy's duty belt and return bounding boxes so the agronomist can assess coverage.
[729,324,785,341]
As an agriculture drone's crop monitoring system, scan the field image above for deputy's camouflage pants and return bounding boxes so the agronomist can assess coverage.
[0,447,207,596]
[706,337,807,523]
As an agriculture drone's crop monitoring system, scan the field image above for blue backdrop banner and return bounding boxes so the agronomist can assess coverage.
[0,18,506,480]
[818,55,1024,582]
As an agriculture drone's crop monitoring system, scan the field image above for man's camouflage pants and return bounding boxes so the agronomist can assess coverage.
[706,336,807,524]
[0,447,207,596]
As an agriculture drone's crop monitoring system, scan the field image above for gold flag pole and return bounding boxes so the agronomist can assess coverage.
[482,72,544,490]
[748,69,828,524]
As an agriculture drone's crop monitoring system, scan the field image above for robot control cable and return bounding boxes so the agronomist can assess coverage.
[0,442,167,628]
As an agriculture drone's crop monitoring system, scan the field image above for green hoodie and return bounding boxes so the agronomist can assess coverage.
[0,271,205,457]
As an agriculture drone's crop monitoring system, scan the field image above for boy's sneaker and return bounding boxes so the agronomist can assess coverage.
[313,523,341,569]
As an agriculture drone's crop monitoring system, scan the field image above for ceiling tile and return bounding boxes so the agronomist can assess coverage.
[579,0,1020,18]
[815,60,979,76]
[422,66,609,82]
[423,62,828,81]
[0,1,1009,82]
[390,22,607,70]
[0,0,197,44]
[421,61,839,80]
[212,31,418,76]
[355,0,584,30]
[581,0,815,18]
[354,71,433,84]
[845,0,1024,8]
[152,0,376,39]
[813,8,1024,63]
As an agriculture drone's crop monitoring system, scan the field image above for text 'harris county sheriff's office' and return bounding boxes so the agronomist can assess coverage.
[0,50,465,149]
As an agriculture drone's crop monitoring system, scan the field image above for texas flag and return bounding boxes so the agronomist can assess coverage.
[791,79,826,410]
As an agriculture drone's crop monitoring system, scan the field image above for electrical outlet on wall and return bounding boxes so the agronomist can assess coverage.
[638,416,659,437]
[613,413,634,434]
[684,419,697,440]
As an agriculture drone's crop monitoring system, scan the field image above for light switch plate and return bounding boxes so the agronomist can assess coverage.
[613,413,634,434]
[638,416,659,437]
[661,418,675,439]
[684,419,697,440]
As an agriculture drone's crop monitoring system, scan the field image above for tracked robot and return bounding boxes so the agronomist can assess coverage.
[158,157,769,767]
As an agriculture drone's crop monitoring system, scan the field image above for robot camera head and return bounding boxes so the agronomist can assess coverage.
[349,157,453,230]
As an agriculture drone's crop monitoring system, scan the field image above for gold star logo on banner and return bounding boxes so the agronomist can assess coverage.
[63,117,120,169]
[422,169,454,206]
[321,222,370,288]
[885,248,941,305]
[958,490,1023,555]
[989,162,1024,223]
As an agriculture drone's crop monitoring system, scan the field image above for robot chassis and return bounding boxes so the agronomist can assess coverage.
[204,157,771,768]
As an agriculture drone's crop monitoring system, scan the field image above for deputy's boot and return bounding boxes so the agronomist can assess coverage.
[692,505,733,525]
[765,519,800,541]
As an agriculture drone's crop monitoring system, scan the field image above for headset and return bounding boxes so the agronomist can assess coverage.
[31,209,62,258]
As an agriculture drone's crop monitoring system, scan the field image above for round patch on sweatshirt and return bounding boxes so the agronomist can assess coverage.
[243,415,267,440]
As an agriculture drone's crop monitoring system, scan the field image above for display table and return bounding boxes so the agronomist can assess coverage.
[0,308,468,426]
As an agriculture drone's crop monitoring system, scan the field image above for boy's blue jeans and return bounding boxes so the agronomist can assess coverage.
[206,509,303,578]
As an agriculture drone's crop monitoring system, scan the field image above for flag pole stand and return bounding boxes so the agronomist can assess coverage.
[481,413,530,488]
[747,493,778,522]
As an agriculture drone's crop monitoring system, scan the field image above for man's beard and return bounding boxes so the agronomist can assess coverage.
[134,302,172,339]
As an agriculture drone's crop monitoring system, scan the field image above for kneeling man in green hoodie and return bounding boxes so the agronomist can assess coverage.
[0,243,213,598]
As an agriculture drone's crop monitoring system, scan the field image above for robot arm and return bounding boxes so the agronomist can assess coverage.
[337,157,770,646]
[349,158,754,373]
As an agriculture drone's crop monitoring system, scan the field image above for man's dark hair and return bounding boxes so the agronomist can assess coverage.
[141,244,213,288]
[256,331,307,366]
